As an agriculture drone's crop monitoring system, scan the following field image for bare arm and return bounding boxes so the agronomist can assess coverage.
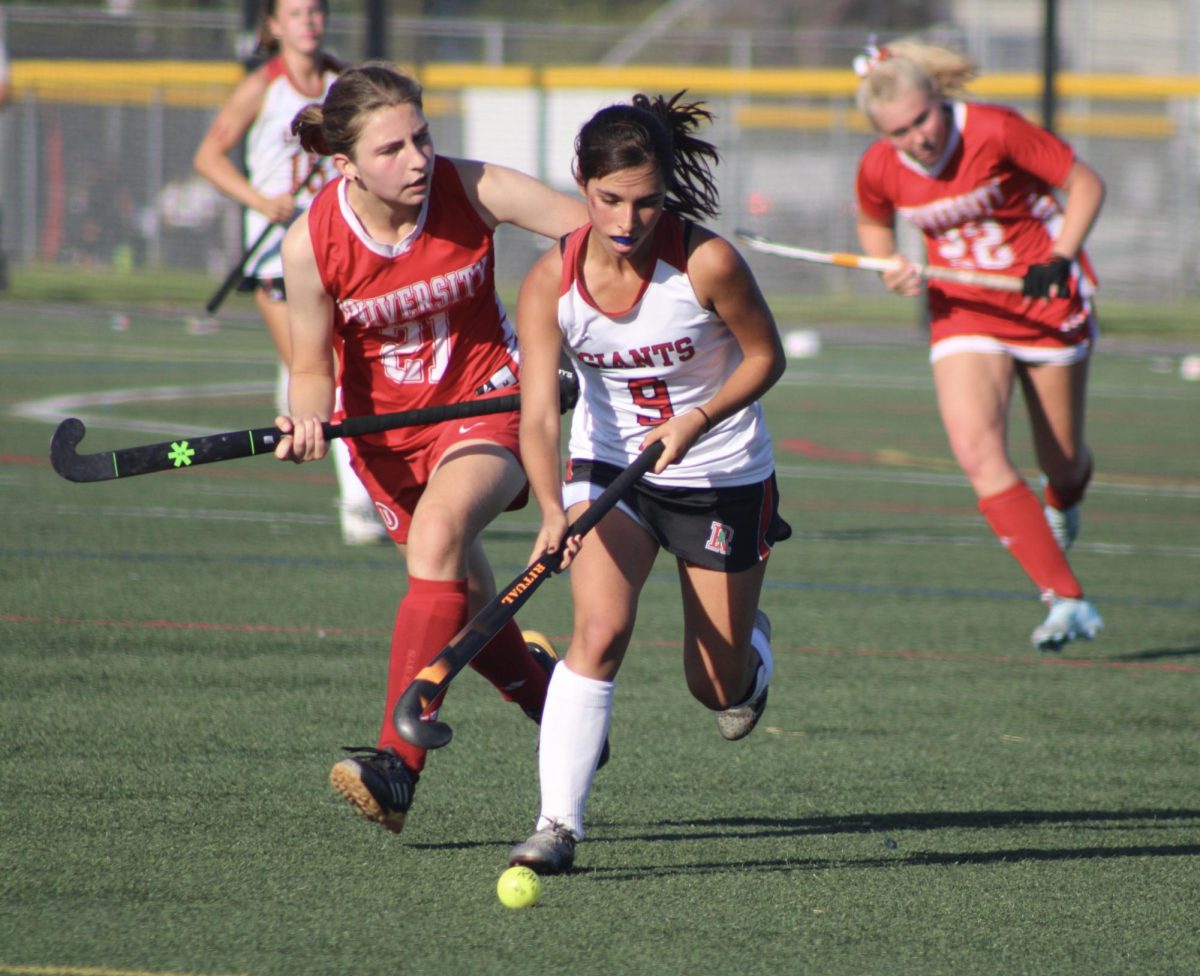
[1051,159,1106,260]
[516,247,573,562]
[659,230,784,471]
[193,68,297,224]
[273,212,336,463]
[452,158,587,238]
[856,212,922,296]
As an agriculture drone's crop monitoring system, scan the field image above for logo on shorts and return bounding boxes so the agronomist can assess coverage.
[375,502,400,533]
[705,520,734,556]
[458,422,485,434]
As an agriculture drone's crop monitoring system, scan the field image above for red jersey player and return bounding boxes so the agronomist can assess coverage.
[273,64,587,834]
[852,37,1106,651]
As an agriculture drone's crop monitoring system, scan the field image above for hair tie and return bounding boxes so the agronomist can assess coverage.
[852,37,890,78]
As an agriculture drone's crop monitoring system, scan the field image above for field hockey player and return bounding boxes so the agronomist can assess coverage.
[271,64,589,835]
[852,36,1106,651]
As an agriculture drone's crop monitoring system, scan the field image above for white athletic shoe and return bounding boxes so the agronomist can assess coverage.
[1044,504,1080,551]
[715,610,772,741]
[340,501,388,546]
[1031,596,1103,652]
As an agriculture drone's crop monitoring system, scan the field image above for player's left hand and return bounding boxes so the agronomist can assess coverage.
[1023,256,1072,299]
[642,409,708,473]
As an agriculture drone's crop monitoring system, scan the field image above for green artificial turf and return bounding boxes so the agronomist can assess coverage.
[1,302,1197,976]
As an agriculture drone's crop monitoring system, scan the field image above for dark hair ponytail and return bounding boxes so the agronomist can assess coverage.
[573,90,721,220]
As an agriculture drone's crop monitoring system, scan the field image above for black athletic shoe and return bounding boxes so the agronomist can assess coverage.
[508,820,578,875]
[523,630,609,770]
[521,629,560,724]
[329,746,417,834]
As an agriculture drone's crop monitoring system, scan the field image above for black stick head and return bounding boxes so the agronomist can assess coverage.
[393,683,454,750]
[49,418,99,483]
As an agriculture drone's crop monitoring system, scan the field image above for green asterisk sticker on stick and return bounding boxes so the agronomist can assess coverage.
[168,441,196,467]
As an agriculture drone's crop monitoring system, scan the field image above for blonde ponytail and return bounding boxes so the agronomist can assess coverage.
[855,36,976,115]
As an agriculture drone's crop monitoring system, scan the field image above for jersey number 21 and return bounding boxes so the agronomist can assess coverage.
[381,314,451,385]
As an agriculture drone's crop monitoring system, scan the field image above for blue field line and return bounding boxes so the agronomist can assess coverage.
[7,546,1199,612]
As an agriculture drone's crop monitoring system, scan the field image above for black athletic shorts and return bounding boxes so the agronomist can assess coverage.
[239,276,286,303]
[565,458,791,573]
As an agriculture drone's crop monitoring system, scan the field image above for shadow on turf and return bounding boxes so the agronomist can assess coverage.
[411,808,1200,871]
[1105,644,1200,663]
[641,808,1200,838]
[578,843,1200,880]
[567,809,1200,877]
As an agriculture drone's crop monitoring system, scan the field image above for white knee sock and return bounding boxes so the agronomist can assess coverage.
[736,618,774,706]
[536,662,613,840]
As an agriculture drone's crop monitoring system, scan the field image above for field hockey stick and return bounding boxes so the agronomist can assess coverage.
[393,440,666,751]
[203,220,275,315]
[734,230,1026,293]
[203,159,326,315]
[51,370,579,484]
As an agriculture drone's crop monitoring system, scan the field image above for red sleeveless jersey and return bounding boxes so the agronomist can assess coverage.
[306,156,519,451]
[857,101,1097,347]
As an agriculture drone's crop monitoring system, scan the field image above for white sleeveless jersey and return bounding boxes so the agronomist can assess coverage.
[558,215,775,489]
[243,54,340,279]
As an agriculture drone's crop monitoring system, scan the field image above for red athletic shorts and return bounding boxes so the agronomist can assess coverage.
[347,409,526,544]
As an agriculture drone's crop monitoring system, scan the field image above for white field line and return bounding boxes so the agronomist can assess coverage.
[14,381,1199,502]
[12,382,273,436]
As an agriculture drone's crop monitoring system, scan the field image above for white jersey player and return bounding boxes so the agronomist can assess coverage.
[558,213,775,490]
[194,0,383,544]
[240,52,338,283]
[511,92,790,876]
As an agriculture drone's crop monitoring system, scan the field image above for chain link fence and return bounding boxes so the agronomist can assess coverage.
[1,4,1198,303]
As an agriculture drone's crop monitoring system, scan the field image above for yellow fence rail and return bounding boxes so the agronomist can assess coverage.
[11,60,1200,138]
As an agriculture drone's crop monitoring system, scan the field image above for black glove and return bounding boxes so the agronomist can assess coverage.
[1022,256,1072,299]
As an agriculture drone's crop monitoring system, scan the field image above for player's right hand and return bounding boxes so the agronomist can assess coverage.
[260,193,297,224]
[532,511,579,570]
[881,256,922,296]
[273,415,327,463]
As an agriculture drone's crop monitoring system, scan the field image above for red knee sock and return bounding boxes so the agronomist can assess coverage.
[376,579,553,770]
[468,618,552,719]
[377,577,470,772]
[1044,454,1094,511]
[978,481,1083,599]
